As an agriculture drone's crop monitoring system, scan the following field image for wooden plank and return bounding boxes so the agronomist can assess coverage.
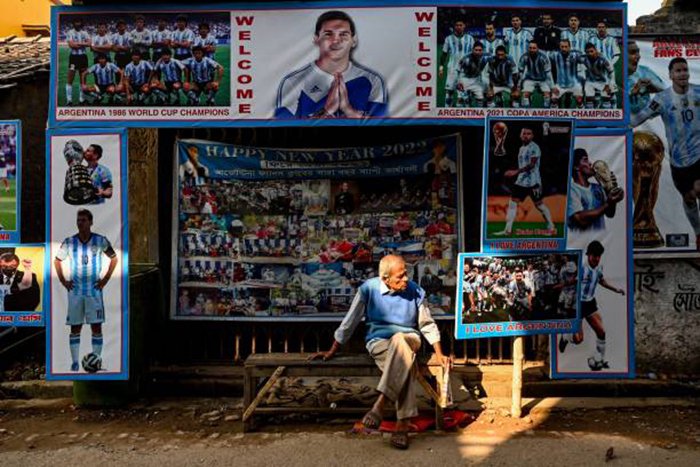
[242,365,286,423]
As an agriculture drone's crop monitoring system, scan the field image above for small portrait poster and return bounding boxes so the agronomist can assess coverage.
[0,121,21,243]
[482,117,574,251]
[46,129,128,380]
[0,245,49,327]
[455,251,582,339]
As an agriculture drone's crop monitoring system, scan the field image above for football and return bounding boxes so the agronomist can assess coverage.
[81,352,102,373]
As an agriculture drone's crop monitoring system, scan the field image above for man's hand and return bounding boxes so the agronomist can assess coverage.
[323,74,341,115]
[337,74,363,118]
[21,259,32,273]
[94,277,109,290]
[307,350,336,361]
[608,188,624,204]
[438,66,444,78]
[435,352,453,370]
[616,287,625,296]
[504,169,519,179]
[604,84,611,96]
[61,279,74,291]
[552,88,560,97]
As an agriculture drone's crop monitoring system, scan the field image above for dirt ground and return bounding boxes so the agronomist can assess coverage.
[1,397,699,466]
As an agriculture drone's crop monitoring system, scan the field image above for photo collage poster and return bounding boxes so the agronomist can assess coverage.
[46,129,129,380]
[49,2,627,127]
[172,135,461,320]
[0,120,21,243]
[629,35,700,254]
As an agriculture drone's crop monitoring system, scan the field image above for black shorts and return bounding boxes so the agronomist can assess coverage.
[68,54,89,71]
[511,183,543,202]
[581,298,598,318]
[175,52,192,61]
[670,158,700,196]
[115,53,130,69]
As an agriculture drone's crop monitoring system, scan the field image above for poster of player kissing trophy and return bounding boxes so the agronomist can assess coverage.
[46,128,129,380]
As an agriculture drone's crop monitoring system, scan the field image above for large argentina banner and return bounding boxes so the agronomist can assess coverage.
[629,35,700,254]
[50,1,627,128]
[172,135,461,320]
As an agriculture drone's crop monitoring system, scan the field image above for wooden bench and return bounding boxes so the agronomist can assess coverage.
[243,353,446,432]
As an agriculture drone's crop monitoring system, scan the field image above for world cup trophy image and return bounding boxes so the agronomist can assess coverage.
[493,121,508,157]
[62,139,97,205]
[632,131,665,248]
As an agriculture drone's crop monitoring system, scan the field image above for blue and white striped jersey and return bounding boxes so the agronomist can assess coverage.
[192,33,217,58]
[580,258,603,302]
[151,29,172,51]
[130,28,152,49]
[442,33,475,71]
[87,62,120,86]
[503,28,533,64]
[568,180,607,230]
[67,29,90,55]
[583,55,613,83]
[588,34,620,64]
[111,32,132,52]
[91,33,112,57]
[628,65,665,116]
[87,164,112,205]
[56,233,116,298]
[487,55,518,87]
[508,279,531,306]
[275,62,388,119]
[559,261,578,293]
[154,58,185,82]
[549,50,584,87]
[560,28,589,53]
[124,60,153,85]
[172,28,195,55]
[516,141,541,187]
[481,37,505,57]
[462,279,473,294]
[183,56,220,83]
[631,84,700,168]
[458,54,488,79]
[518,51,553,83]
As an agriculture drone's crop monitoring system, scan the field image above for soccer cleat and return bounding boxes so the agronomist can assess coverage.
[71,362,80,372]
[558,337,568,353]
[493,230,512,236]
[587,357,608,371]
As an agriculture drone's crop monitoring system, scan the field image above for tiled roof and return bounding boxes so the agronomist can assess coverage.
[0,36,50,89]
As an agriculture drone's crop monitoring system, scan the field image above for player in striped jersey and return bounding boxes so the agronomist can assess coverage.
[439,19,475,108]
[193,23,217,59]
[582,43,615,108]
[556,259,577,317]
[485,45,519,108]
[589,22,620,68]
[172,15,195,61]
[627,40,664,116]
[150,48,186,105]
[558,241,625,371]
[183,46,223,106]
[83,144,113,204]
[481,22,504,57]
[456,42,488,107]
[124,49,154,105]
[65,18,91,106]
[54,209,118,372]
[517,41,553,108]
[90,21,113,63]
[130,16,153,62]
[503,14,533,65]
[568,148,622,231]
[632,58,700,249]
[151,19,172,62]
[496,126,556,236]
[560,14,589,54]
[111,20,132,69]
[80,53,124,104]
[549,39,584,108]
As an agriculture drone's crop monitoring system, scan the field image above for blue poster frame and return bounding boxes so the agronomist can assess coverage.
[549,126,634,379]
[48,0,629,129]
[0,120,22,243]
[454,250,582,339]
[0,243,50,327]
[45,127,129,381]
[480,116,576,252]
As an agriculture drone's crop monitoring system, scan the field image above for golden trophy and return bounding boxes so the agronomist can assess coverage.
[492,121,508,157]
[632,131,665,248]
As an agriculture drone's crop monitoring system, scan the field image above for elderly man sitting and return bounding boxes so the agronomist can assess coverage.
[310,254,451,450]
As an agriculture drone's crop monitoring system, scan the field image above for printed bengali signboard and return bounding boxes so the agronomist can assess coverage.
[171,135,462,321]
[49,1,627,128]
[628,35,700,254]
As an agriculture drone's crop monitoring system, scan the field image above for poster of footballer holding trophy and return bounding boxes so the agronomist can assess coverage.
[482,117,574,252]
[46,129,128,380]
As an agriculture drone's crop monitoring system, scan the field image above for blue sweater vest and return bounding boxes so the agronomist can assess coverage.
[360,277,425,342]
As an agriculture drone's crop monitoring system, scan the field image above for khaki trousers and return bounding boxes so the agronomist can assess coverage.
[369,332,421,420]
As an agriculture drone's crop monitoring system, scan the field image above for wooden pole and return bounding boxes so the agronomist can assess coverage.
[511,337,523,418]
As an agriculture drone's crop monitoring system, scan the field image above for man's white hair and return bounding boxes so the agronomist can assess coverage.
[379,254,405,279]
